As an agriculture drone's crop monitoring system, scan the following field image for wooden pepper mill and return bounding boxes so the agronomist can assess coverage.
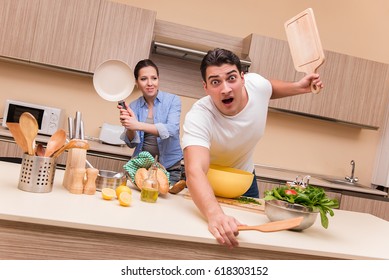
[84,167,99,195]
[69,167,86,194]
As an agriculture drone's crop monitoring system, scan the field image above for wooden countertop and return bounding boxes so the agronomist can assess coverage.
[1,161,389,259]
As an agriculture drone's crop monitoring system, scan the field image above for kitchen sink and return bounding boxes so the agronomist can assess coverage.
[314,176,371,189]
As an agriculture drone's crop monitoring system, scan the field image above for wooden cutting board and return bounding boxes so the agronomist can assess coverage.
[285,8,325,93]
[184,191,265,213]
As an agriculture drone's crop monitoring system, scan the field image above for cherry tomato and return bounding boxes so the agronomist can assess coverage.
[285,189,297,195]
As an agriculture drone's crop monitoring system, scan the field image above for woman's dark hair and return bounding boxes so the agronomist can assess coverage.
[200,48,242,81]
[134,59,159,80]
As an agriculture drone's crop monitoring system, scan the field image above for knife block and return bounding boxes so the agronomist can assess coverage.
[63,147,87,191]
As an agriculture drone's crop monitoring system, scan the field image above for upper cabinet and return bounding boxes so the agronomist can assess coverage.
[247,33,389,129]
[245,34,295,82]
[0,0,156,73]
[1,1,388,129]
[0,0,40,60]
[150,20,250,99]
[89,0,156,71]
[30,0,100,71]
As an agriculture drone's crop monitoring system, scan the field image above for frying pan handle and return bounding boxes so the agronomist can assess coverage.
[311,82,321,94]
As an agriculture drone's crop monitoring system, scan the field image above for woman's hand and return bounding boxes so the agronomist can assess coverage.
[118,104,139,131]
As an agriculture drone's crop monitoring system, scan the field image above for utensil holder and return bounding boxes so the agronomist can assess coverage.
[18,153,57,193]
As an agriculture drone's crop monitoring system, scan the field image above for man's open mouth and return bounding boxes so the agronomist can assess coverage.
[222,98,234,104]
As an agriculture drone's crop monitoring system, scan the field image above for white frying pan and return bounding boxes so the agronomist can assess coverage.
[93,59,135,104]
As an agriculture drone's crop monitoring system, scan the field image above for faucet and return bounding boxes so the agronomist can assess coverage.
[345,160,359,183]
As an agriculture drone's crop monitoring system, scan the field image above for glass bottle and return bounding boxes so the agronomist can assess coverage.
[140,162,159,203]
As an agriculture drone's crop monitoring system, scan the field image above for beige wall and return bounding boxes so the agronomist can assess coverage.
[1,0,388,185]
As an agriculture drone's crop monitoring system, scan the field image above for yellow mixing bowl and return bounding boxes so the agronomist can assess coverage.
[207,165,254,198]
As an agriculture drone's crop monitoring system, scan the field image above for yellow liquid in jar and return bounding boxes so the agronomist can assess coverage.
[140,187,159,203]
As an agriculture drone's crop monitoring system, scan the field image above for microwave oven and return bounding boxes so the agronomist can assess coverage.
[2,99,64,135]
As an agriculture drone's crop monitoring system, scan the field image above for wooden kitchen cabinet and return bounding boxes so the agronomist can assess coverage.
[339,194,389,221]
[0,0,39,61]
[0,137,24,159]
[30,0,100,71]
[1,0,155,73]
[85,153,130,173]
[54,150,130,173]
[150,20,250,99]
[257,179,281,198]
[89,1,156,71]
[0,136,129,174]
[246,33,389,129]
[245,34,296,82]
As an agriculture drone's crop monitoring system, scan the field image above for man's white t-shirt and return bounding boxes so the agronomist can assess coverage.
[182,73,272,172]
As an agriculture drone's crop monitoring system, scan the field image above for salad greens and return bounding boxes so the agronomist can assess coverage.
[264,185,339,229]
[236,196,262,205]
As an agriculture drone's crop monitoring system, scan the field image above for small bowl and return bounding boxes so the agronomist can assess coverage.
[265,200,319,231]
[96,170,127,191]
[207,165,254,198]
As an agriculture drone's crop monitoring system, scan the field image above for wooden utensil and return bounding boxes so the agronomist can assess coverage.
[52,139,90,158]
[44,129,67,157]
[84,167,99,195]
[35,143,45,156]
[19,112,39,155]
[285,8,325,93]
[238,216,304,232]
[6,122,28,153]
[184,191,265,213]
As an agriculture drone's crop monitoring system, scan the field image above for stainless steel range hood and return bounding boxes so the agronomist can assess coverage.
[151,36,251,72]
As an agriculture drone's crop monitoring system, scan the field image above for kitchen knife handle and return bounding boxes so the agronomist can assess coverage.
[74,111,82,139]
[80,120,84,140]
[68,117,73,139]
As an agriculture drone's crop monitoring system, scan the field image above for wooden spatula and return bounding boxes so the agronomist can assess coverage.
[44,129,67,157]
[19,112,39,156]
[6,122,28,154]
[238,216,304,232]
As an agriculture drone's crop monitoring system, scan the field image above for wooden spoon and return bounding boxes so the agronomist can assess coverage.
[44,129,67,157]
[6,122,28,154]
[237,216,304,232]
[52,139,90,158]
[35,143,45,156]
[19,112,39,156]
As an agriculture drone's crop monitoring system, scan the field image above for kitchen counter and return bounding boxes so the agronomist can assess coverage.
[255,164,388,197]
[0,126,133,159]
[1,126,387,197]
[1,161,389,260]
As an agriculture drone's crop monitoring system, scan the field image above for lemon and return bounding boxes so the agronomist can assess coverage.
[118,191,132,207]
[115,185,132,198]
[101,187,116,200]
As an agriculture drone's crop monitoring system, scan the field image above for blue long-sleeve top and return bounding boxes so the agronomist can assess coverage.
[121,90,183,169]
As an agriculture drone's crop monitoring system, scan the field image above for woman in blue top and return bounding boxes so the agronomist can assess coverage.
[118,59,183,185]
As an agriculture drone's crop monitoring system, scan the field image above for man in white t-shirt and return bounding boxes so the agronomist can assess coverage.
[182,48,323,248]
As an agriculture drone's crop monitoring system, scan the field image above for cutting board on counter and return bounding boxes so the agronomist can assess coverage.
[184,191,265,213]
